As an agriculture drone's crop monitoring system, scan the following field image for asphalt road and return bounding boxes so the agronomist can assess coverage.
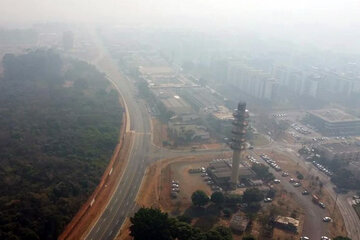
[81,30,359,240]
[84,43,160,239]
[256,143,360,240]
[251,150,328,240]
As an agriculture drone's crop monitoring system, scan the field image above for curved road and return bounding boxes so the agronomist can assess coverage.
[82,31,359,240]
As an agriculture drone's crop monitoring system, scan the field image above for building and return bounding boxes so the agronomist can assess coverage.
[168,122,210,142]
[230,214,249,233]
[316,142,360,163]
[306,108,360,136]
[152,89,193,116]
[227,63,278,101]
[273,216,299,233]
[207,159,254,187]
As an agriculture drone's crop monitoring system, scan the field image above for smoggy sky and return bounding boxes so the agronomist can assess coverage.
[1,0,358,26]
[1,0,360,51]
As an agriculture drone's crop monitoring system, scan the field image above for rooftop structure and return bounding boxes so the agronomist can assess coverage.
[168,122,210,142]
[309,109,360,123]
[306,108,360,136]
[230,215,249,232]
[211,105,234,121]
[207,159,254,187]
[152,89,193,116]
[316,142,360,162]
[274,216,299,232]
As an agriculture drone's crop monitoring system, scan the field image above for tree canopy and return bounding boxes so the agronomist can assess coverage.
[130,208,173,240]
[334,237,352,240]
[129,208,233,240]
[251,164,274,182]
[191,190,209,207]
[0,49,122,239]
[211,191,225,206]
[242,188,264,204]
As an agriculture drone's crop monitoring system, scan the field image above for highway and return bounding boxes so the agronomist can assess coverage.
[85,45,154,239]
[84,33,196,240]
[81,30,359,240]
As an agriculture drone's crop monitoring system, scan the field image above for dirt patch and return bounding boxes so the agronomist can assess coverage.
[202,143,225,150]
[252,134,271,147]
[152,118,169,147]
[136,155,216,211]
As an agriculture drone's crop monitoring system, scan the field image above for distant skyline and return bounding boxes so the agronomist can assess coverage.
[1,0,360,53]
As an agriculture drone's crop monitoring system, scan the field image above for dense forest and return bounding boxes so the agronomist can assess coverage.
[0,49,122,239]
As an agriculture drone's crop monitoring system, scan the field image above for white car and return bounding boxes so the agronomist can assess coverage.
[300,237,310,240]
[323,217,332,222]
[274,179,281,184]
[264,198,273,202]
[321,236,331,240]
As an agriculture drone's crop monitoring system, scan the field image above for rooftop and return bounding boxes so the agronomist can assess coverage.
[139,66,174,75]
[230,215,249,232]
[321,142,360,153]
[275,216,300,227]
[208,160,254,179]
[308,108,360,123]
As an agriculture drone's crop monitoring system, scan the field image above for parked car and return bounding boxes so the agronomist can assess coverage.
[321,236,331,240]
[319,202,326,209]
[274,179,281,184]
[302,190,309,195]
[323,217,332,222]
[264,198,273,203]
[300,237,310,240]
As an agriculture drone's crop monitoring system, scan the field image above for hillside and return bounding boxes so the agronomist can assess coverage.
[0,49,122,239]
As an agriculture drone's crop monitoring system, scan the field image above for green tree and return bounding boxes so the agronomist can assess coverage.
[224,194,242,205]
[243,188,264,203]
[175,221,195,240]
[205,230,223,240]
[213,226,232,240]
[242,235,256,240]
[129,208,173,240]
[205,226,233,240]
[191,190,209,207]
[222,208,232,218]
[0,50,122,239]
[251,164,274,182]
[211,192,225,206]
[177,214,192,224]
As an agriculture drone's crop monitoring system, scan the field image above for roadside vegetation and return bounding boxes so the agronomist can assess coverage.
[130,207,234,240]
[0,49,122,239]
